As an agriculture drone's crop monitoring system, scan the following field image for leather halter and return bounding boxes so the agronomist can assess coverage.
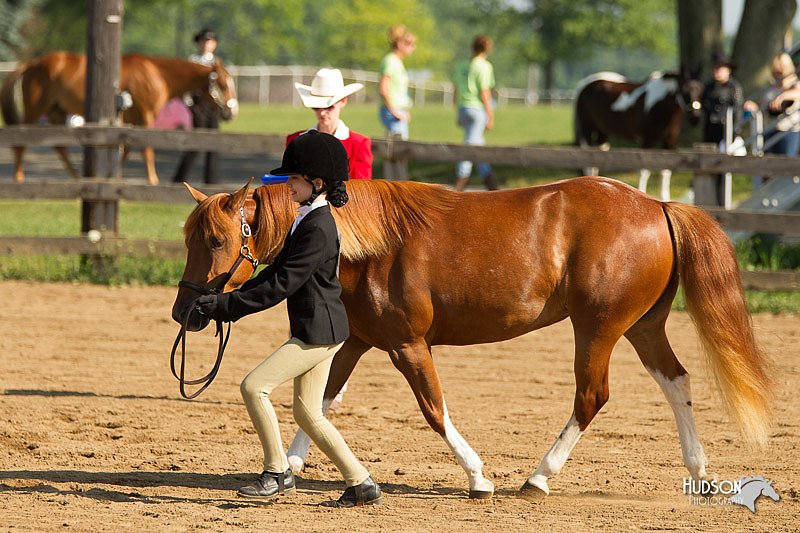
[170,204,258,399]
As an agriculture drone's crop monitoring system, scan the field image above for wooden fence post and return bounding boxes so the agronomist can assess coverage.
[692,142,720,207]
[82,0,124,275]
[382,134,408,181]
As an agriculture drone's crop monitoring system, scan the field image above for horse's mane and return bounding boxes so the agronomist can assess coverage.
[255,180,457,262]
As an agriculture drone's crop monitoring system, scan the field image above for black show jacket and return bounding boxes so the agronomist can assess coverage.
[215,204,349,345]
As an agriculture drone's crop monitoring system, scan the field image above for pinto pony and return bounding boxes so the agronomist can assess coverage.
[574,71,704,200]
[171,178,772,500]
[0,51,238,185]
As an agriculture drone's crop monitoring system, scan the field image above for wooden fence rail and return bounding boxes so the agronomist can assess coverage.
[3,125,800,175]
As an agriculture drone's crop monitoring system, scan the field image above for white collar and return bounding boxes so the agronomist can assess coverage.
[306,120,350,140]
[292,194,328,233]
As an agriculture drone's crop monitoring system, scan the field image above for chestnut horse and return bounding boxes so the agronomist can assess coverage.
[574,71,704,200]
[171,178,772,500]
[0,51,238,185]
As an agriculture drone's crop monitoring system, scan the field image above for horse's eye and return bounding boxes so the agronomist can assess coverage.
[209,236,224,250]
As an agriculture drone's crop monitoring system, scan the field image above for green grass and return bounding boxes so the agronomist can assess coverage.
[223,102,574,146]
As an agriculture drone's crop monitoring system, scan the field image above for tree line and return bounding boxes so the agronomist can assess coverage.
[0,0,797,93]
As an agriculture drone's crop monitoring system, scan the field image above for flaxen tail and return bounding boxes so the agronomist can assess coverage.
[663,202,772,448]
[0,62,25,126]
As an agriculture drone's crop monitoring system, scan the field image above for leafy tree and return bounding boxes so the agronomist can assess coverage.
[731,0,797,94]
[315,0,445,72]
[0,0,42,60]
[26,0,86,55]
[510,0,677,89]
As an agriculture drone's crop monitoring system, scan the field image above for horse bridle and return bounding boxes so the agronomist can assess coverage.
[674,79,702,114]
[170,205,258,399]
[207,69,238,115]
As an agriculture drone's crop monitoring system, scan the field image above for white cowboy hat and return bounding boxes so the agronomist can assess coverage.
[295,68,364,108]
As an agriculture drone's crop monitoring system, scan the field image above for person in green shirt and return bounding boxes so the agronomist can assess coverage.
[453,35,497,191]
[378,24,416,141]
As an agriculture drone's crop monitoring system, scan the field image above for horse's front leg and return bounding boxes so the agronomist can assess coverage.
[390,339,494,499]
[142,146,159,185]
[54,146,80,179]
[519,324,619,500]
[286,335,372,474]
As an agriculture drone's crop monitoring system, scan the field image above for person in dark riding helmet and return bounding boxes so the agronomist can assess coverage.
[194,131,384,507]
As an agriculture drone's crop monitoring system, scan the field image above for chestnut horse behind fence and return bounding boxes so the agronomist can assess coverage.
[171,178,772,500]
[0,51,238,185]
[574,71,704,200]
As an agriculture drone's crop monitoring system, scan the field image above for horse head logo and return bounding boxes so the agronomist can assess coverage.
[729,476,780,513]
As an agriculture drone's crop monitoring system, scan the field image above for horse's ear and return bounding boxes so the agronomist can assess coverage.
[225,177,255,210]
[184,182,208,204]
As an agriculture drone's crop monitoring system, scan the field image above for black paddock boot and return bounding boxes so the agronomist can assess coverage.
[237,469,295,499]
[334,476,384,508]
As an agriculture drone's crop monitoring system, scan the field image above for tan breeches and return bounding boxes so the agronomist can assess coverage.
[240,337,369,487]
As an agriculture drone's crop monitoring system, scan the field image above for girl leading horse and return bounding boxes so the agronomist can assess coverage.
[171,178,772,500]
[0,51,238,185]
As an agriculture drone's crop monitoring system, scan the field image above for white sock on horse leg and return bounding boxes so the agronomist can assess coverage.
[646,369,708,480]
[331,380,348,408]
[526,414,582,495]
[660,169,672,201]
[638,169,651,193]
[440,401,494,495]
[287,430,312,473]
[287,397,336,473]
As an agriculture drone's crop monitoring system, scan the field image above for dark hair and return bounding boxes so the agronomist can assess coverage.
[472,35,492,55]
[324,179,349,208]
[194,28,217,43]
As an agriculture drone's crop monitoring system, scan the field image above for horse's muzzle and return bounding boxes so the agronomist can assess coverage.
[173,301,211,332]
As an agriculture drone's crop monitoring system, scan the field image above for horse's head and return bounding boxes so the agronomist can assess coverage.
[760,480,780,502]
[171,179,257,330]
[202,60,239,121]
[678,68,704,126]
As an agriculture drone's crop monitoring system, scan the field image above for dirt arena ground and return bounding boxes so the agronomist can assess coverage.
[0,281,797,531]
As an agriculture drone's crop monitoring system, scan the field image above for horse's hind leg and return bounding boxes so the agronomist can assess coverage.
[286,335,371,474]
[390,339,494,498]
[638,168,651,193]
[519,326,619,499]
[12,146,26,182]
[143,147,160,185]
[659,169,672,201]
[625,314,709,482]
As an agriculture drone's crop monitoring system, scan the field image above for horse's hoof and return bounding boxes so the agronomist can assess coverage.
[468,489,493,500]
[517,480,548,501]
[287,455,305,475]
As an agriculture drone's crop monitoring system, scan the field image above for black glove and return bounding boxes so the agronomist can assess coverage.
[196,294,220,320]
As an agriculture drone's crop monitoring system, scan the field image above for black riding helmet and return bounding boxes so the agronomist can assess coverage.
[270,131,350,206]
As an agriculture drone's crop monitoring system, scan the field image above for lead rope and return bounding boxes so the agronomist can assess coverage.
[170,302,231,399]
[170,205,257,399]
